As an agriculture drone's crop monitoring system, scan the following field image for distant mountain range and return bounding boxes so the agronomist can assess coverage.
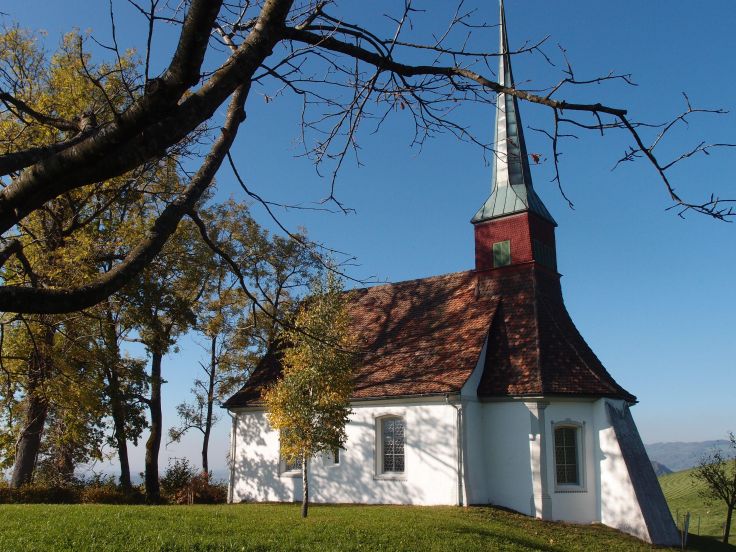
[645,440,731,473]
[650,461,672,476]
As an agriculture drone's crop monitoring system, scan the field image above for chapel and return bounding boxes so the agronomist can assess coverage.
[224,2,678,545]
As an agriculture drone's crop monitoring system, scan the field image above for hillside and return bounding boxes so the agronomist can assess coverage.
[659,468,732,545]
[652,460,674,476]
[647,441,730,472]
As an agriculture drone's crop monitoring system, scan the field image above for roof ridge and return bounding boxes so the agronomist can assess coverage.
[347,269,475,294]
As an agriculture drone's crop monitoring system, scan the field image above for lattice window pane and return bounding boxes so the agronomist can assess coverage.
[394,455,404,472]
[554,426,579,485]
[285,456,302,472]
[381,418,405,473]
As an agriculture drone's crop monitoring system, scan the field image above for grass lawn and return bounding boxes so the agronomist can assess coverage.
[0,503,732,552]
[660,468,732,543]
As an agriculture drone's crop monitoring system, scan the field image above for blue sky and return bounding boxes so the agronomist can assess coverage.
[3,1,734,476]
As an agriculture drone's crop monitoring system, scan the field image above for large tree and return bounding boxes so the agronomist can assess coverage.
[0,31,147,486]
[122,218,212,501]
[0,1,731,316]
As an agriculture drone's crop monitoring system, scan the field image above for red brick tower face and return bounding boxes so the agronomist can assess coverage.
[474,212,557,273]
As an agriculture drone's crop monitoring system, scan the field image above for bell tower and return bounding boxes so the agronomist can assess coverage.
[472,0,558,274]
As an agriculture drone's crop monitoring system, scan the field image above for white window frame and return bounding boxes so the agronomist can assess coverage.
[278,432,302,478]
[375,414,407,480]
[552,420,586,492]
[324,447,341,467]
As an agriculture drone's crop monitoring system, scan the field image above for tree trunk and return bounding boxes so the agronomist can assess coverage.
[301,452,309,518]
[10,390,48,487]
[102,307,132,492]
[53,419,76,484]
[109,376,132,492]
[201,335,216,475]
[724,504,733,544]
[144,350,163,501]
[10,326,53,488]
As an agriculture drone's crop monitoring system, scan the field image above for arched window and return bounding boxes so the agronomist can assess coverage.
[553,422,585,491]
[376,415,406,478]
[554,426,578,484]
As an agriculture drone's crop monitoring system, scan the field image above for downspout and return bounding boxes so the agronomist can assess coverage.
[227,410,237,503]
[446,394,464,507]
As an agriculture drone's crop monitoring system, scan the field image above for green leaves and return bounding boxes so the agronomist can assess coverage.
[264,271,355,465]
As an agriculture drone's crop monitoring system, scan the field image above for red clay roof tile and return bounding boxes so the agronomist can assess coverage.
[224,265,635,408]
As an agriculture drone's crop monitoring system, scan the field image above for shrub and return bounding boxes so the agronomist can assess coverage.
[0,481,79,504]
[0,461,223,505]
[188,472,227,504]
[79,476,145,505]
[160,458,195,502]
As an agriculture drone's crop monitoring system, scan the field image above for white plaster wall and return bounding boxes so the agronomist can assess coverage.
[481,401,534,515]
[544,401,597,523]
[460,338,489,505]
[230,400,460,506]
[594,399,650,542]
[230,409,303,503]
[461,399,488,504]
[227,390,655,542]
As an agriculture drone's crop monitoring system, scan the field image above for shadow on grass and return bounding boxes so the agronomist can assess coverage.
[448,525,565,552]
[683,534,735,552]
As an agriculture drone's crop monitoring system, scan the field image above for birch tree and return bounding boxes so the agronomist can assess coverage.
[263,272,354,518]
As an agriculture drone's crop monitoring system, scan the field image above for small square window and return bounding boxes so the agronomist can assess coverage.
[493,240,511,267]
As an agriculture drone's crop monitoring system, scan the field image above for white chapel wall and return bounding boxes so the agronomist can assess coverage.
[227,382,661,543]
[230,400,461,506]
[593,399,651,542]
[544,401,598,522]
[459,337,490,505]
[479,400,535,515]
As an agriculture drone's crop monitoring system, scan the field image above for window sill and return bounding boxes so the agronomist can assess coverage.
[554,486,586,493]
[279,471,302,479]
[374,473,407,481]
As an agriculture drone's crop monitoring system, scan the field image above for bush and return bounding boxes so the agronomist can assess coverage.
[159,460,227,504]
[79,476,145,505]
[0,473,145,504]
[188,472,227,504]
[160,458,195,502]
[0,481,79,504]
[0,461,224,505]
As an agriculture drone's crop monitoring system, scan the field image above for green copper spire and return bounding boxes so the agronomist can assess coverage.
[472,0,556,226]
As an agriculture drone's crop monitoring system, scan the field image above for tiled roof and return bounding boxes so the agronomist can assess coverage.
[476,266,635,401]
[224,271,496,408]
[224,265,634,409]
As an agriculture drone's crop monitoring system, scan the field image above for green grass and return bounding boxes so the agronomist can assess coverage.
[660,467,732,544]
[0,503,686,552]
[1,488,733,552]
